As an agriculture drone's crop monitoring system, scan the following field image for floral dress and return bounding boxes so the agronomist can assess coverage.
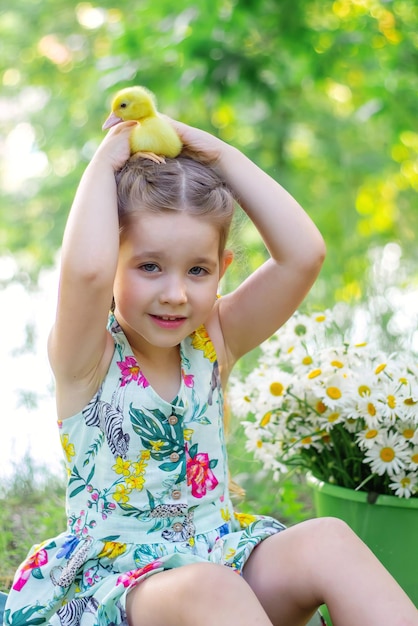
[4,314,286,626]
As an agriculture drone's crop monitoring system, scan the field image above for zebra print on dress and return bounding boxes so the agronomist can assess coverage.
[56,597,98,626]
[83,385,130,459]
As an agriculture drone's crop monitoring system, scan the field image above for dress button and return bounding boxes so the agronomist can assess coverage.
[169,452,180,462]
[172,522,183,532]
[168,415,178,425]
[171,490,182,500]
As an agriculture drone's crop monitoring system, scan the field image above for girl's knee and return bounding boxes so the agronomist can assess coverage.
[127,562,243,626]
[307,516,357,543]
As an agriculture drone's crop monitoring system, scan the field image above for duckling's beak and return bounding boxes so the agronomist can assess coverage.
[102,111,123,130]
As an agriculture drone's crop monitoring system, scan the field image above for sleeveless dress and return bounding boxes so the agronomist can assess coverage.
[4,314,286,626]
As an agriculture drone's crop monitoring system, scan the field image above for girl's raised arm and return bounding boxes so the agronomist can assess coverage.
[171,120,326,367]
[48,122,136,419]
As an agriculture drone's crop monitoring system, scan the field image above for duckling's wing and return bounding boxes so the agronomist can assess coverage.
[131,117,182,157]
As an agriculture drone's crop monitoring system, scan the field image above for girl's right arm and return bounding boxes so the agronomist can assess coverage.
[48,121,136,419]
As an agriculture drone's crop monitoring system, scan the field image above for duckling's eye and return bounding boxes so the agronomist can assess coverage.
[120,102,127,108]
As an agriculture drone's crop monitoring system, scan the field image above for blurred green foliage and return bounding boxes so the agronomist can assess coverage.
[0,456,67,591]
[1,0,417,302]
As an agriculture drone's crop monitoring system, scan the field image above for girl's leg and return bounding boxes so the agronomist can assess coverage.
[243,516,418,626]
[126,561,274,626]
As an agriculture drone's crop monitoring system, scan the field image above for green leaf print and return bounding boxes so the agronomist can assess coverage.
[5,605,46,626]
[189,388,211,425]
[69,484,86,498]
[83,432,104,466]
[129,405,186,482]
[147,489,155,510]
[117,501,148,520]
[101,535,121,541]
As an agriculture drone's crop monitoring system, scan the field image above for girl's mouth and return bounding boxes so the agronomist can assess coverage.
[150,314,186,329]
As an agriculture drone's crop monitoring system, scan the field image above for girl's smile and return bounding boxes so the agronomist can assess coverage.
[149,314,187,329]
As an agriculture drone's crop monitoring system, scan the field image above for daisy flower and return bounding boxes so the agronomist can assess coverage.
[363,432,409,476]
[389,473,417,498]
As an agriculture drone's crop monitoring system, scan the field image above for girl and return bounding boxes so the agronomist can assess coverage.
[4,118,417,626]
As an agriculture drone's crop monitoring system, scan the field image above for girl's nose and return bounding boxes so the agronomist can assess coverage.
[159,277,188,305]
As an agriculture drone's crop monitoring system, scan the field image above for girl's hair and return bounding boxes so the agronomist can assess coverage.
[115,156,235,255]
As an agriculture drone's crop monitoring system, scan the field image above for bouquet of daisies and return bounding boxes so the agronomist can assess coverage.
[229,306,418,498]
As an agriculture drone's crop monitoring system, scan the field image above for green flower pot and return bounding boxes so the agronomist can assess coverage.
[307,474,418,607]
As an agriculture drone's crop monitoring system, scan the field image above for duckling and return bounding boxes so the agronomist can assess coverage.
[102,86,182,162]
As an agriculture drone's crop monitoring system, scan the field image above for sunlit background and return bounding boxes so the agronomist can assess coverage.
[1,0,417,477]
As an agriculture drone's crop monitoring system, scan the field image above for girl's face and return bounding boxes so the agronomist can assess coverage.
[113,210,230,355]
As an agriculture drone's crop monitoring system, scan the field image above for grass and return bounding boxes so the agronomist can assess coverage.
[0,419,315,593]
[0,456,67,592]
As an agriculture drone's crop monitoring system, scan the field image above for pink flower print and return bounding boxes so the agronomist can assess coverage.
[186,443,218,498]
[117,356,149,387]
[116,560,163,588]
[13,548,48,591]
[181,368,194,388]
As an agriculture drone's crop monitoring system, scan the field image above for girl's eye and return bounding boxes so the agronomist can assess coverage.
[189,266,207,276]
[140,263,159,272]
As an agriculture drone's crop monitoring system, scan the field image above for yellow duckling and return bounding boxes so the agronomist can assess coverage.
[102,86,182,161]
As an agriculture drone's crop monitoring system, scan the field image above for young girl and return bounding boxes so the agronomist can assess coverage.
[4,118,417,626]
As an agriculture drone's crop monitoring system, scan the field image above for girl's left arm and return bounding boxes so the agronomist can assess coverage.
[170,120,325,366]
[215,142,326,362]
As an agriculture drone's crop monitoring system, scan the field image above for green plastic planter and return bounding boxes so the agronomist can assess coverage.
[307,474,418,607]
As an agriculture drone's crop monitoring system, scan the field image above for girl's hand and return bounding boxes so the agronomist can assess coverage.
[94,120,137,171]
[164,118,231,169]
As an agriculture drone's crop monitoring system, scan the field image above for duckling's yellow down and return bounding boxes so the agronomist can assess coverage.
[102,86,182,158]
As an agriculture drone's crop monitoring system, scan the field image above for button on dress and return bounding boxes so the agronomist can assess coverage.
[4,314,286,625]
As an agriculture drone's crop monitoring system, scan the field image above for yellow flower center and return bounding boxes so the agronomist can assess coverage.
[256,440,263,448]
[358,385,371,397]
[387,395,396,409]
[375,363,387,374]
[244,395,251,403]
[412,453,418,464]
[380,447,395,463]
[302,356,313,365]
[260,412,272,427]
[315,314,326,323]
[404,397,417,406]
[367,402,376,416]
[326,386,342,400]
[269,382,284,396]
[308,368,322,379]
[401,477,411,488]
[365,429,378,440]
[327,412,340,423]
[331,360,344,368]
[402,428,415,439]
[316,400,327,414]
[301,436,312,445]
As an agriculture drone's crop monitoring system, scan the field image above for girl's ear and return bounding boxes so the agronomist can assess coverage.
[220,249,234,278]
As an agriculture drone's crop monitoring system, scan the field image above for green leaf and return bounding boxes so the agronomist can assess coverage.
[31,567,44,580]
[69,484,86,498]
